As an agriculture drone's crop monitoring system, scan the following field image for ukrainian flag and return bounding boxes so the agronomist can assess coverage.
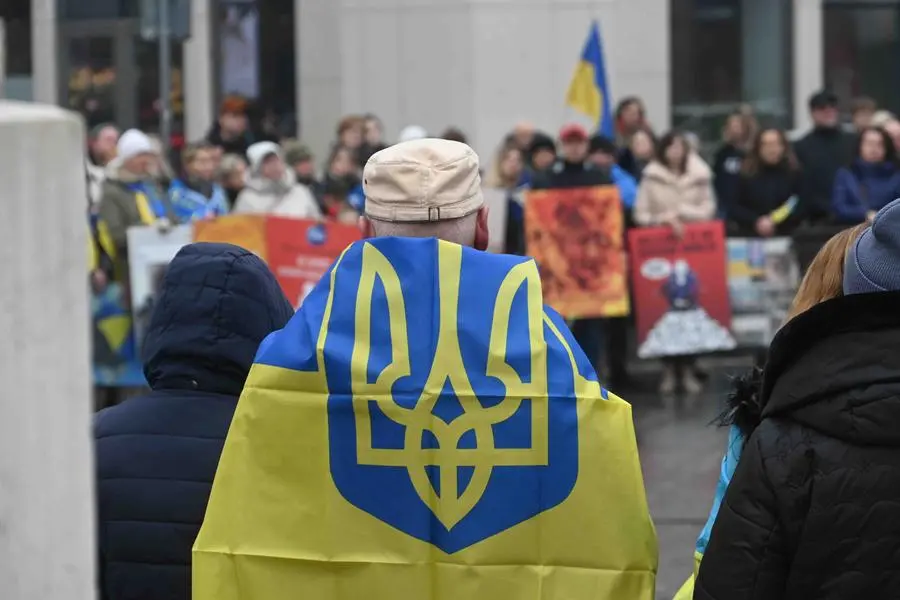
[194,237,657,600]
[566,21,614,137]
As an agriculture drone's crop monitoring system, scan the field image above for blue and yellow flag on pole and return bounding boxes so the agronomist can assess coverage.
[193,237,657,600]
[566,21,614,137]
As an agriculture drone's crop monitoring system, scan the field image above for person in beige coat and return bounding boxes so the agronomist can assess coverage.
[234,141,321,219]
[634,131,716,395]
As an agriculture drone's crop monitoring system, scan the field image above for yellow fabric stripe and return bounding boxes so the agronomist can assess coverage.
[135,191,157,225]
[566,61,602,122]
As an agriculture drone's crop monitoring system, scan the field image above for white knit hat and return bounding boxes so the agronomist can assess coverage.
[246,141,282,172]
[116,129,155,162]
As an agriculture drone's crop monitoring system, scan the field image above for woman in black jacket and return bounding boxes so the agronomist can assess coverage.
[696,200,900,599]
[729,127,803,237]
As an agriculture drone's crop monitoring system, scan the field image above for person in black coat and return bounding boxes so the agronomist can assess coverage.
[530,124,614,380]
[729,127,804,237]
[793,90,854,223]
[531,124,612,190]
[712,111,750,219]
[94,242,294,600]
[696,199,900,599]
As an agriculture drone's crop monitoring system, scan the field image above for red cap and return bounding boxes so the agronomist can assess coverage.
[559,123,589,142]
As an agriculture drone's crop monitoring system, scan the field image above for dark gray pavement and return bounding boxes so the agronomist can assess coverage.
[619,358,753,600]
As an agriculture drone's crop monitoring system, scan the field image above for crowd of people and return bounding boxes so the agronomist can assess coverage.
[87,121,900,599]
[88,89,900,402]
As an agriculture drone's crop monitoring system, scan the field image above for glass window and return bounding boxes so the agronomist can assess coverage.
[824,1,900,117]
[671,0,793,150]
[66,37,117,128]
[57,0,137,21]
[213,0,296,139]
[135,39,185,138]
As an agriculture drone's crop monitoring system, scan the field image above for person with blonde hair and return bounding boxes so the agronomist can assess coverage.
[675,221,865,600]
[696,198,900,598]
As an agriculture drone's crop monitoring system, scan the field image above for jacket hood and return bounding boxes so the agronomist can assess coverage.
[761,291,900,446]
[643,153,712,185]
[142,243,295,396]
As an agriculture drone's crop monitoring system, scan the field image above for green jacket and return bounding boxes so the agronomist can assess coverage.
[96,163,177,283]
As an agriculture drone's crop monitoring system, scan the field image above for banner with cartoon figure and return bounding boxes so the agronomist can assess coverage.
[524,186,629,319]
[628,221,736,358]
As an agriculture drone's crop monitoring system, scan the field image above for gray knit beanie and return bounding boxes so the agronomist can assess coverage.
[844,197,900,295]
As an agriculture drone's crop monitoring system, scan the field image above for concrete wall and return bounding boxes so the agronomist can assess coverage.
[297,0,670,162]
[0,102,94,599]
[793,0,824,132]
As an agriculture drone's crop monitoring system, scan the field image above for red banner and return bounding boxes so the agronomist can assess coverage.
[194,216,361,307]
[627,221,735,358]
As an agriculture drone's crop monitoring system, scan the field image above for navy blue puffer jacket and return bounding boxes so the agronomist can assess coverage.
[94,242,294,600]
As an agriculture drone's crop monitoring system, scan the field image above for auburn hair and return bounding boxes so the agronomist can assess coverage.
[784,224,867,323]
[336,115,364,137]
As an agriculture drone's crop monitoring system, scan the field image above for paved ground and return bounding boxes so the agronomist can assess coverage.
[623,358,752,600]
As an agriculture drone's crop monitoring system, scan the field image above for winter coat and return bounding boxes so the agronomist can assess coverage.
[633,155,716,226]
[712,143,745,219]
[831,160,900,223]
[233,170,322,219]
[731,164,804,235]
[696,291,900,600]
[96,161,178,285]
[94,242,295,600]
[169,178,230,222]
[793,126,855,222]
[205,123,266,157]
[530,159,613,190]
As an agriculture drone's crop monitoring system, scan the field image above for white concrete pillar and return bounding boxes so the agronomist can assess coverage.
[184,0,214,141]
[793,0,823,131]
[31,0,57,105]
[0,102,93,599]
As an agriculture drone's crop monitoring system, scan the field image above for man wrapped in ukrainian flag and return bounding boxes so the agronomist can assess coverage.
[193,138,657,600]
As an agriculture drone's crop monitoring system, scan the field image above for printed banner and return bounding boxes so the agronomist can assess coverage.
[193,216,362,308]
[628,221,736,358]
[524,186,629,319]
[128,225,194,353]
[727,237,801,347]
[194,214,268,259]
[265,218,362,307]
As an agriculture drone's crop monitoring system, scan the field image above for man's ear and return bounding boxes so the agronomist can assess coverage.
[359,216,375,239]
[474,205,490,251]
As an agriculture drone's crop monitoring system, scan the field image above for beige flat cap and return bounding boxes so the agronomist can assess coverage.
[363,138,484,223]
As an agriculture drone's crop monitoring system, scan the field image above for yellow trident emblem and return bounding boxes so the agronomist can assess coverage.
[349,241,550,529]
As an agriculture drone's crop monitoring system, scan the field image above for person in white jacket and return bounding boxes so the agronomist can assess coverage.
[234,141,321,219]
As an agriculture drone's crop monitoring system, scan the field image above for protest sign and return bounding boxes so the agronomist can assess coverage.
[727,237,801,347]
[264,218,361,307]
[628,221,736,358]
[193,216,361,308]
[193,214,268,259]
[128,224,193,350]
[525,186,628,319]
